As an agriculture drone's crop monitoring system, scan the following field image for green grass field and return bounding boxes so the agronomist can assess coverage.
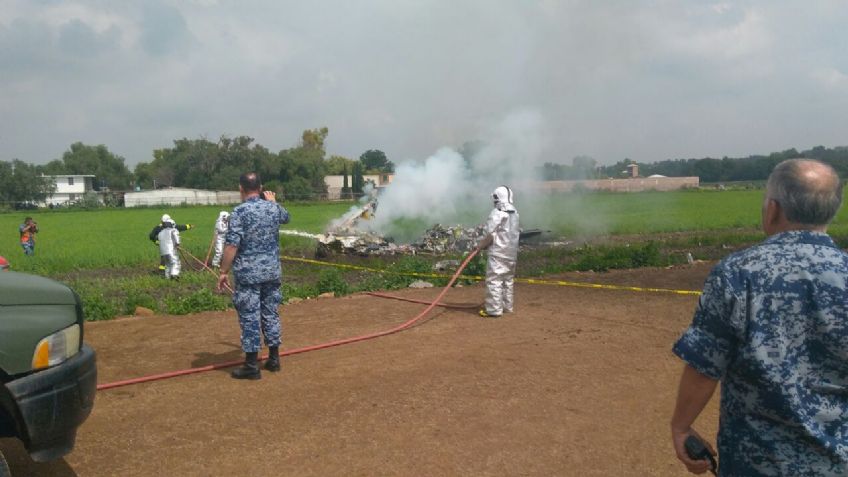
[3,189,847,275]
[0,202,353,275]
[2,190,845,320]
[525,189,848,236]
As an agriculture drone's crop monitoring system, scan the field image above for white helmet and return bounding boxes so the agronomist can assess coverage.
[492,185,515,211]
[219,211,229,220]
[161,214,172,223]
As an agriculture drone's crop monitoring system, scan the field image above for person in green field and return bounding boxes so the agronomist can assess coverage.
[19,217,38,256]
[149,214,192,275]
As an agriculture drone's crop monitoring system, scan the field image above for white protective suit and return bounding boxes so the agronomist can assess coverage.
[211,211,229,267]
[481,186,520,316]
[157,221,181,279]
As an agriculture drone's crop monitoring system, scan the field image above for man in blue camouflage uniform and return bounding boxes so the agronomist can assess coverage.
[671,159,847,476]
[217,172,290,380]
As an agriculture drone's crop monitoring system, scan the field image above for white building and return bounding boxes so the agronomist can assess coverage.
[124,187,241,208]
[324,173,394,199]
[42,174,97,206]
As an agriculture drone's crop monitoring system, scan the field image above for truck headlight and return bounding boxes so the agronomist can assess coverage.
[32,324,81,370]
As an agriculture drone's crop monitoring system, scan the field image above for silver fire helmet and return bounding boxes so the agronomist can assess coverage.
[492,185,514,208]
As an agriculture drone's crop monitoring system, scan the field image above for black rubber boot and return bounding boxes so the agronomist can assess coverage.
[264,346,281,372]
[231,352,261,380]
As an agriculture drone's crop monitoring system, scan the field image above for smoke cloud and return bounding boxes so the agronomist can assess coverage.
[369,147,471,235]
[364,109,603,241]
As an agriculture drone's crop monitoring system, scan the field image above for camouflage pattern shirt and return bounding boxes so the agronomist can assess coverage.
[673,230,848,476]
[225,196,290,285]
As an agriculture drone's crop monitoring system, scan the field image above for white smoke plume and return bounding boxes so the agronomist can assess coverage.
[369,147,471,233]
[366,109,570,240]
[469,108,548,185]
[329,182,378,231]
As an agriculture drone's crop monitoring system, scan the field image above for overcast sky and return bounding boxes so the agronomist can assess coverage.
[2,0,847,168]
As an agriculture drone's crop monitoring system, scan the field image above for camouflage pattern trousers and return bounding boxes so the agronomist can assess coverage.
[233,280,282,353]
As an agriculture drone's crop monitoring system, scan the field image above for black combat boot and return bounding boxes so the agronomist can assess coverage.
[231,352,261,380]
[264,346,281,372]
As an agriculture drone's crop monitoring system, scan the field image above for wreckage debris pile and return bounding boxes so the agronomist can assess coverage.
[413,224,488,254]
[316,224,488,256]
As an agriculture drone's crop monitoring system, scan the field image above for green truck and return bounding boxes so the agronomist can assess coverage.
[0,271,97,474]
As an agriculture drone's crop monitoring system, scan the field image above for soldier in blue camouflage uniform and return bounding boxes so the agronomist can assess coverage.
[217,172,290,380]
[671,159,847,476]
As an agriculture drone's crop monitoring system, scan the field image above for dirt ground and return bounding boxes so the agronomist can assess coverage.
[2,262,721,477]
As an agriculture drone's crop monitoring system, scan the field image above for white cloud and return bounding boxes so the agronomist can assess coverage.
[811,67,848,88]
[662,7,772,62]
[1,1,848,166]
[40,4,128,34]
[711,3,732,15]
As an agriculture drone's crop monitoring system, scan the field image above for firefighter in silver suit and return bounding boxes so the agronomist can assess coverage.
[478,185,520,318]
[157,218,181,279]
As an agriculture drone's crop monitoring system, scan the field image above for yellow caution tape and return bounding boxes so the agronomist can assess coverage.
[517,278,702,296]
[280,255,702,296]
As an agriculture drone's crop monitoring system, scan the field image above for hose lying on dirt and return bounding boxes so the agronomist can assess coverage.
[96,248,480,391]
[364,292,479,309]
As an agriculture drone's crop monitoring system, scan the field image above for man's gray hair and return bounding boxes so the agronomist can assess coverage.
[766,159,843,225]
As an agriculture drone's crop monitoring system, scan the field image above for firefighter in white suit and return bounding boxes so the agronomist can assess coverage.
[211,211,230,268]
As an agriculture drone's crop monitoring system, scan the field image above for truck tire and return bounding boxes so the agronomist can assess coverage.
[0,449,10,477]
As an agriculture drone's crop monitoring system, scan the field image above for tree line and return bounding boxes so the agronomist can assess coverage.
[0,127,395,205]
[3,137,846,205]
[541,146,848,183]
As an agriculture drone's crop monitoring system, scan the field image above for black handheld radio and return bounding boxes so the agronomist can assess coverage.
[684,435,717,475]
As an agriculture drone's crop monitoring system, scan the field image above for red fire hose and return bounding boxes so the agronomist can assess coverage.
[96,249,480,391]
[364,292,479,309]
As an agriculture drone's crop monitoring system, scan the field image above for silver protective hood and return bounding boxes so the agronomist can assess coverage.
[492,186,516,212]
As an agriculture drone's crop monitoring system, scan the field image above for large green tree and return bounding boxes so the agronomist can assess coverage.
[278,146,327,198]
[325,155,356,175]
[50,142,133,190]
[301,127,329,151]
[342,165,351,199]
[359,149,394,173]
[272,127,331,199]
[0,160,55,204]
[136,135,274,190]
[135,129,332,199]
[351,162,364,194]
[132,162,156,190]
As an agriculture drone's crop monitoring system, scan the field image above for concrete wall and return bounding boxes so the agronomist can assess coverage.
[326,174,696,199]
[539,176,699,193]
[124,188,241,207]
[325,173,394,200]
